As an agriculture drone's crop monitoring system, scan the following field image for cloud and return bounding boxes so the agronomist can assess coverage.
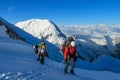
[8,6,15,13]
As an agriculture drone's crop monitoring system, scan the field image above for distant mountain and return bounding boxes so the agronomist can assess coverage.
[15,19,66,45]
[59,24,120,36]
[59,24,120,48]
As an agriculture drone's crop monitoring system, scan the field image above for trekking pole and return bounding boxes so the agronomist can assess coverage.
[59,59,64,66]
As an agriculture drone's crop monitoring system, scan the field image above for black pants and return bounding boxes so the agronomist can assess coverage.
[64,58,75,73]
[38,53,44,64]
[40,54,44,64]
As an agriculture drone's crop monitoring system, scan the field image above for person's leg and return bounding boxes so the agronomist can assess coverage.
[40,54,44,64]
[64,60,69,73]
[70,58,75,74]
[37,52,41,60]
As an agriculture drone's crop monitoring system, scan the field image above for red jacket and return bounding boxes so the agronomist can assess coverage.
[64,46,76,59]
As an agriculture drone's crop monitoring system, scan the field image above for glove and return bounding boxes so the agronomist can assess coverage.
[64,58,68,63]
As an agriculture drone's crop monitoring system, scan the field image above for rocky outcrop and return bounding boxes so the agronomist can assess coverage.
[0,20,25,41]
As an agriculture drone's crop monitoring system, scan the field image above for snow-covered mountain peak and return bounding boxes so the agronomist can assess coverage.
[16,19,54,29]
[16,19,66,45]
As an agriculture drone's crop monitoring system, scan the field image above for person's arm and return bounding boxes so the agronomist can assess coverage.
[64,47,69,59]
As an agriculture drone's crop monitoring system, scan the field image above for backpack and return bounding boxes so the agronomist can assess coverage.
[60,36,74,53]
[40,45,46,54]
[67,36,74,42]
[33,44,38,53]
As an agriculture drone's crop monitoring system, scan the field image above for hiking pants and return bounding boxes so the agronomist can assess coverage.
[64,58,75,72]
[38,52,44,64]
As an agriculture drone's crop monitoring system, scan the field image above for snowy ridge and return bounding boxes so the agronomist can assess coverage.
[0,17,40,45]
[16,19,66,45]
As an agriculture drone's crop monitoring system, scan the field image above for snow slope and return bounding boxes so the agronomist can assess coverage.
[15,19,66,45]
[0,25,120,80]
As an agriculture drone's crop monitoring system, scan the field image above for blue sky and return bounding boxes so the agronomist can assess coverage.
[1,0,120,25]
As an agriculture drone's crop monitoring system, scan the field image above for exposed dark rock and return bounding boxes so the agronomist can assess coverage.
[0,20,25,41]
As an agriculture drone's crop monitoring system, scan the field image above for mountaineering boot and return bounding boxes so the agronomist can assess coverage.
[64,68,68,73]
[40,57,44,64]
[70,70,75,75]
[37,57,40,61]
[40,60,44,64]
